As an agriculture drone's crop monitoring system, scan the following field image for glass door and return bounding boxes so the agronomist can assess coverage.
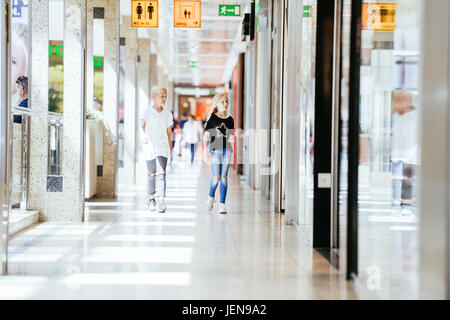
[298,0,317,234]
[356,0,422,299]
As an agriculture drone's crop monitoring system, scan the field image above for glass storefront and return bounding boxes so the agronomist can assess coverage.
[297,0,317,236]
[356,0,422,298]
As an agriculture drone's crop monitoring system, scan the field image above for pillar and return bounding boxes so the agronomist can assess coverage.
[28,0,49,220]
[419,0,450,300]
[97,0,119,198]
[49,0,85,220]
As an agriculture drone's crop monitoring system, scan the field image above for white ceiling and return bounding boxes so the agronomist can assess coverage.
[120,0,251,87]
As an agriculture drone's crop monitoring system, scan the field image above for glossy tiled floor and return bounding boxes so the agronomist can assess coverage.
[1,159,358,299]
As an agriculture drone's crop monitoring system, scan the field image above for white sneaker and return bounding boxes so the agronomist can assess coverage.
[218,203,227,214]
[206,196,214,211]
[401,205,413,215]
[157,199,167,213]
[147,198,156,211]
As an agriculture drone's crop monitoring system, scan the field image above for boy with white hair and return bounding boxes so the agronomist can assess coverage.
[140,86,173,213]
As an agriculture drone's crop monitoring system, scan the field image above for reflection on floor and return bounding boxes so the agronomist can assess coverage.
[357,184,419,300]
[1,161,358,299]
[340,182,419,300]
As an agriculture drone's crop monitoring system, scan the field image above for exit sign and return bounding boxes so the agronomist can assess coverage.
[303,5,312,17]
[218,4,240,17]
[187,60,199,68]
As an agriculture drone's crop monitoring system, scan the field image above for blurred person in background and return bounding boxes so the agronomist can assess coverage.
[170,115,180,165]
[182,114,202,165]
[390,89,419,215]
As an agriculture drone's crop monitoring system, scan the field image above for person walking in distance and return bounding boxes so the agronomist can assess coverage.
[390,89,418,215]
[140,87,173,213]
[183,114,202,165]
[203,93,235,214]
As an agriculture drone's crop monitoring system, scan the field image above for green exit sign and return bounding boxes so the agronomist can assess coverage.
[187,60,199,68]
[218,4,240,17]
[303,5,312,17]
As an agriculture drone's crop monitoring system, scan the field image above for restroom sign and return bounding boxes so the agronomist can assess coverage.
[362,3,396,31]
[131,0,158,28]
[174,0,201,28]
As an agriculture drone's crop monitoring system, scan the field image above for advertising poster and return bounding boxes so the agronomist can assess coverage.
[11,0,29,107]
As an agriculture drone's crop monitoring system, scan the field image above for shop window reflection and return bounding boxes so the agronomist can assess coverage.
[118,39,126,168]
[298,0,317,233]
[357,0,421,299]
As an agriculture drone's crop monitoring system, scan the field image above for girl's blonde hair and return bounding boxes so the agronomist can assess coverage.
[207,93,228,120]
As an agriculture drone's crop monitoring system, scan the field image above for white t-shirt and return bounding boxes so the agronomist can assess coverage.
[183,121,201,144]
[391,110,419,164]
[140,104,173,160]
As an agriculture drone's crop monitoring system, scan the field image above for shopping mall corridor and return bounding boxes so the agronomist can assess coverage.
[0,160,358,299]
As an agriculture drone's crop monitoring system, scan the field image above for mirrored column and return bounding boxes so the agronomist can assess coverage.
[96,0,119,198]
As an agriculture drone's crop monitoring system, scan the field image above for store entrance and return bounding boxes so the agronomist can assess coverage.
[342,0,423,299]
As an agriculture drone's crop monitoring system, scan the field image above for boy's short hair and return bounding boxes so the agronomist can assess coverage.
[151,86,167,96]
[392,89,413,100]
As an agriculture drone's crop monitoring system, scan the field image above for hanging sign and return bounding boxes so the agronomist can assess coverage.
[174,0,202,28]
[219,4,240,17]
[131,0,159,28]
[303,5,312,18]
[362,3,396,31]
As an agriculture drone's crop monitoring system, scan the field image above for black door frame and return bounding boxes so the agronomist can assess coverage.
[312,0,362,278]
[312,0,336,250]
[346,0,362,280]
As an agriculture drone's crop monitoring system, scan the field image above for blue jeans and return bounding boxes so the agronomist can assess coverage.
[170,140,176,162]
[187,143,197,164]
[209,149,232,204]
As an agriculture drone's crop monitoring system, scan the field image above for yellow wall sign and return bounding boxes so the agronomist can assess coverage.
[174,0,201,28]
[131,0,158,28]
[362,3,396,31]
